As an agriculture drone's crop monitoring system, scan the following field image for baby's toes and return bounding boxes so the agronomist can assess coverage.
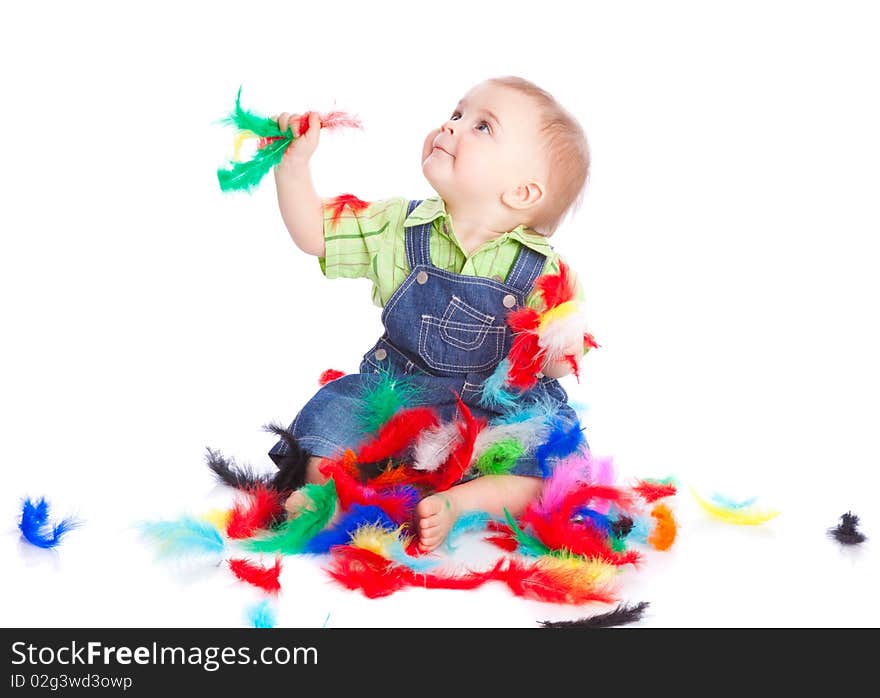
[416,494,446,521]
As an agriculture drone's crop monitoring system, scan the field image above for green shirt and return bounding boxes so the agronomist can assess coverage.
[318,196,583,309]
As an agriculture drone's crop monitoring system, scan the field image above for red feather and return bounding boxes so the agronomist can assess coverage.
[318,369,346,385]
[428,394,486,491]
[226,485,285,539]
[228,557,282,594]
[499,557,616,605]
[484,534,519,552]
[534,260,576,309]
[320,461,415,523]
[297,110,364,137]
[326,546,506,598]
[634,480,678,503]
[325,193,372,227]
[357,407,440,463]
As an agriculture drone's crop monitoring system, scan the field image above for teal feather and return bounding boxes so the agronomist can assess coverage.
[503,509,550,557]
[447,511,492,551]
[247,599,276,628]
[138,517,225,559]
[478,360,520,411]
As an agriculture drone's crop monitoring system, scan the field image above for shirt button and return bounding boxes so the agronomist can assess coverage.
[502,294,517,308]
[375,349,387,361]
[492,274,504,282]
[416,271,429,285]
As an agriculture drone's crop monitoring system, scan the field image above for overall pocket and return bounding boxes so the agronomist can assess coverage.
[419,296,506,373]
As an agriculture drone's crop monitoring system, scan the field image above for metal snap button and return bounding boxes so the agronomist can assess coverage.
[375,349,387,361]
[416,271,429,285]
[502,294,517,308]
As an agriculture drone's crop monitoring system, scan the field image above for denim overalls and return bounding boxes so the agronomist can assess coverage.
[268,199,580,479]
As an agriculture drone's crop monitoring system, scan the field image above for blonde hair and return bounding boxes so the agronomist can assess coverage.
[488,76,590,236]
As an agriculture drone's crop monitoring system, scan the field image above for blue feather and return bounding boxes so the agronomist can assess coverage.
[247,599,276,628]
[575,507,613,535]
[388,539,442,572]
[710,493,757,510]
[137,517,225,558]
[303,505,396,554]
[535,416,585,478]
[447,511,492,551]
[478,360,520,411]
[18,497,80,549]
[628,515,652,545]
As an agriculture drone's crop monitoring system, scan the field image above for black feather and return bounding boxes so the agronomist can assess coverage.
[828,511,867,545]
[205,448,272,490]
[263,422,312,493]
[538,601,650,628]
[611,515,634,539]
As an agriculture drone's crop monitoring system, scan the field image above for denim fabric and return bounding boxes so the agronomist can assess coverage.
[269,199,583,478]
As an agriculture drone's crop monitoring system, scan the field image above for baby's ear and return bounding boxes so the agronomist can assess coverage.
[502,182,544,211]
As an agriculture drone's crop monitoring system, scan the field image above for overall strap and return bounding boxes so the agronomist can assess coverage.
[504,244,548,296]
[404,199,434,269]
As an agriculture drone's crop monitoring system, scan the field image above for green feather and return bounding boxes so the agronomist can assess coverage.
[245,480,337,554]
[216,86,294,193]
[356,369,422,434]
[475,439,525,475]
[217,137,290,193]
[217,85,287,138]
[503,508,550,557]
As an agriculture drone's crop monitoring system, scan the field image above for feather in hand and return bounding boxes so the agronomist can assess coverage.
[216,86,362,193]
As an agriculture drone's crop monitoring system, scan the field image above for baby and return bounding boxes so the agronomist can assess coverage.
[269,76,590,551]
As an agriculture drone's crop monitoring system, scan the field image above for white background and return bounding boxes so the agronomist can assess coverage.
[2,0,878,627]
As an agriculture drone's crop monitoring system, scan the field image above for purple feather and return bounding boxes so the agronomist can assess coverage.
[18,497,80,549]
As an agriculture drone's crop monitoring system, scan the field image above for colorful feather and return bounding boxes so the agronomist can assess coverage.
[18,497,80,549]
[447,511,493,551]
[827,512,867,545]
[412,422,462,472]
[533,453,593,517]
[318,369,346,385]
[647,503,676,551]
[226,485,285,539]
[303,505,396,554]
[428,394,486,491]
[474,439,525,475]
[634,478,678,503]
[247,599,276,628]
[229,557,282,594]
[205,448,272,491]
[691,488,779,525]
[325,194,371,227]
[356,369,422,434]
[217,87,362,193]
[138,516,225,559]
[246,480,337,554]
[535,417,585,478]
[503,509,551,557]
[478,360,520,411]
[539,601,649,628]
[357,406,439,463]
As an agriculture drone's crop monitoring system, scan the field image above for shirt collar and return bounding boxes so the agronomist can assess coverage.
[403,197,552,255]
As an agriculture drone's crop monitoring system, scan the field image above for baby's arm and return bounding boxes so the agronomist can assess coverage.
[272,111,324,257]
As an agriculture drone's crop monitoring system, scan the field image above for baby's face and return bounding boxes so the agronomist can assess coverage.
[421,82,547,212]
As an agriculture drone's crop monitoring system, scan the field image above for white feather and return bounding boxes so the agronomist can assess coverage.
[412,422,462,471]
[471,414,553,464]
[538,311,589,362]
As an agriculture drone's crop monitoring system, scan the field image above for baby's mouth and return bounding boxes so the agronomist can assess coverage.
[433,145,454,157]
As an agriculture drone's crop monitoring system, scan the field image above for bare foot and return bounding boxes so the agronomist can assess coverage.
[415,492,458,552]
[284,488,341,526]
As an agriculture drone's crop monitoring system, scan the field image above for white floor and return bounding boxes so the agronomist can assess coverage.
[3,0,879,628]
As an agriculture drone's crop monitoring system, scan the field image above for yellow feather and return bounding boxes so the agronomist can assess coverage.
[232,130,259,162]
[201,508,231,531]
[691,488,780,525]
[349,524,401,557]
[538,301,578,332]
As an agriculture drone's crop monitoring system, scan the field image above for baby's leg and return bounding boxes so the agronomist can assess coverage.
[415,475,544,552]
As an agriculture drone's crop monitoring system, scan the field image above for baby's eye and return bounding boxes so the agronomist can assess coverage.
[476,121,491,134]
[450,111,461,120]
